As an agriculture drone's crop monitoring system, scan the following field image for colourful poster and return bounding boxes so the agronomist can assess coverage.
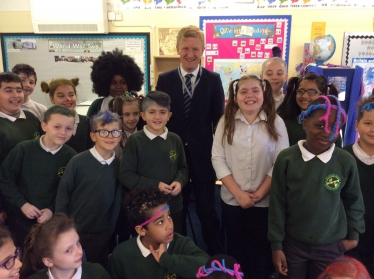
[352,58,374,97]
[47,39,103,53]
[200,16,291,100]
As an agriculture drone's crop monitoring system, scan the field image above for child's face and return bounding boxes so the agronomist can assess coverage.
[142,204,174,247]
[260,61,287,94]
[302,109,339,155]
[141,103,172,136]
[109,75,128,97]
[356,109,374,149]
[0,82,24,115]
[41,114,74,150]
[90,121,121,154]
[235,79,264,117]
[296,80,321,111]
[42,229,82,273]
[122,102,140,133]
[18,73,36,99]
[50,84,76,111]
[0,240,22,279]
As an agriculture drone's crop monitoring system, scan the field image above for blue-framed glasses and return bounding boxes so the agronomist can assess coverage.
[0,248,20,270]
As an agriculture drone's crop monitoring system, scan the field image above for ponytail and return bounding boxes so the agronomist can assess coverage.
[222,79,239,145]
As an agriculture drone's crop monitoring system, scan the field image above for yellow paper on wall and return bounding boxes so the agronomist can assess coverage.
[311,22,326,41]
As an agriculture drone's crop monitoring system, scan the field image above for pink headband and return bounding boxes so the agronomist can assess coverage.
[138,205,169,227]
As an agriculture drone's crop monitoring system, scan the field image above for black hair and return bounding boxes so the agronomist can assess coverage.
[0,225,12,248]
[90,48,144,97]
[11,63,37,82]
[142,90,171,112]
[0,72,22,88]
[43,105,75,123]
[280,73,339,119]
[126,188,169,229]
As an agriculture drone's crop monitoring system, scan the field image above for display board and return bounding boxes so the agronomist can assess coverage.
[342,32,374,96]
[200,15,291,100]
[1,33,150,107]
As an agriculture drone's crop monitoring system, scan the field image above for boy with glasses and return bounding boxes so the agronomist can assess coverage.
[56,110,123,266]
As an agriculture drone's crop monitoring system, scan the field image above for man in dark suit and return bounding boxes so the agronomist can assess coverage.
[156,25,224,255]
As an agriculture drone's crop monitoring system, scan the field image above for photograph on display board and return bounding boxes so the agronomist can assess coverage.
[200,15,291,101]
[157,28,181,56]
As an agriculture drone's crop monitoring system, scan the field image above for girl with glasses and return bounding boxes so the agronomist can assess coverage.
[0,226,21,279]
[278,73,341,146]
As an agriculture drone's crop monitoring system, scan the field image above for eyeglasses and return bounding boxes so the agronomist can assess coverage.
[296,89,322,97]
[94,130,122,138]
[0,248,20,270]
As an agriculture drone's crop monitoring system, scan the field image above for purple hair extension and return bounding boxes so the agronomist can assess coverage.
[298,95,347,140]
[196,259,244,279]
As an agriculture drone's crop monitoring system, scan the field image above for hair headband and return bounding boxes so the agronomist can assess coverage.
[361,102,374,113]
[196,259,243,279]
[298,95,347,141]
[138,205,169,227]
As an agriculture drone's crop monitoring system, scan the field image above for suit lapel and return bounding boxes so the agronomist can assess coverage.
[190,68,208,114]
[169,69,184,113]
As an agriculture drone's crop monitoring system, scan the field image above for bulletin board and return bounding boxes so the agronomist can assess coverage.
[342,32,374,96]
[200,15,291,99]
[1,33,150,107]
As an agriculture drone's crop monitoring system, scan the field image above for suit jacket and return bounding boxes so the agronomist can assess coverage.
[156,67,224,181]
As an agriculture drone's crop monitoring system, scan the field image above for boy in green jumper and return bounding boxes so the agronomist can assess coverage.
[108,188,209,279]
[0,105,76,247]
[119,91,188,234]
[268,95,365,279]
[56,110,123,267]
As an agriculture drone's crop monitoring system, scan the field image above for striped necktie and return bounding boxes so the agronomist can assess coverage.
[183,73,193,120]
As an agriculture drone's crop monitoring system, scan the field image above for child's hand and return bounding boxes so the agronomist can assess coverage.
[272,250,287,276]
[150,243,167,263]
[235,190,255,209]
[37,208,53,224]
[341,239,358,251]
[21,203,42,219]
[170,181,181,196]
[158,182,172,194]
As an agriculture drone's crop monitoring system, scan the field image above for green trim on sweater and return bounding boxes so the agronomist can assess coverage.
[108,233,209,279]
[56,150,122,234]
[119,131,188,213]
[268,144,364,250]
[0,139,76,218]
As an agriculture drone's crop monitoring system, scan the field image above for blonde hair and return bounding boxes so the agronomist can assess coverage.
[40,78,79,98]
[176,25,204,48]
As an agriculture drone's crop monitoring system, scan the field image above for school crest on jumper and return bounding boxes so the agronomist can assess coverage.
[33,132,40,139]
[164,274,176,279]
[324,174,341,191]
[169,150,177,161]
[58,167,66,177]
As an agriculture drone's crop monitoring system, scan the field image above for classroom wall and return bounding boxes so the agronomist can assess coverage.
[0,8,373,77]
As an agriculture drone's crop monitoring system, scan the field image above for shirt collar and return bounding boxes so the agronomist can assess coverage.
[0,109,26,122]
[136,235,169,258]
[353,141,374,165]
[39,135,63,155]
[179,65,200,78]
[235,109,267,124]
[72,111,79,135]
[89,146,115,165]
[298,140,335,163]
[124,127,137,139]
[48,266,82,279]
[22,99,32,108]
[143,125,168,140]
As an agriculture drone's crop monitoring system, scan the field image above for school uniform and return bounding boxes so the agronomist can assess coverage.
[274,93,284,110]
[65,113,94,153]
[344,143,374,274]
[268,141,365,279]
[86,96,111,118]
[0,110,41,166]
[156,66,225,254]
[27,262,111,279]
[22,98,47,122]
[56,147,122,266]
[108,232,209,279]
[113,128,137,160]
[0,137,76,246]
[119,126,188,233]
[212,110,289,279]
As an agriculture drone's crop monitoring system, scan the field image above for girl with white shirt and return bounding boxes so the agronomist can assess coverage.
[21,214,111,279]
[212,75,289,279]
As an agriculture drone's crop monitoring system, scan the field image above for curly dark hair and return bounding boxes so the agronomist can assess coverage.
[91,48,144,97]
[126,188,169,229]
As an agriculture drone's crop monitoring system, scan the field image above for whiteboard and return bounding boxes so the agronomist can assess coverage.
[1,33,150,107]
